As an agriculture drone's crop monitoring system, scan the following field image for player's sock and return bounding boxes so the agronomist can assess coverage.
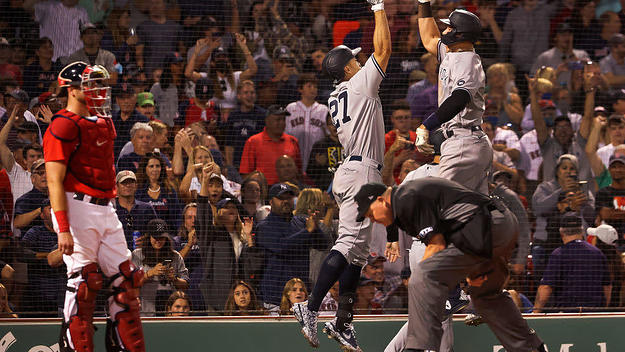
[308,250,348,312]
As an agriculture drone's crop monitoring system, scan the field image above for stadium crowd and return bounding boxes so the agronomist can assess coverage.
[0,0,625,317]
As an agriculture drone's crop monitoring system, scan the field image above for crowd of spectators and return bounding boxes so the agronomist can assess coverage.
[3,0,625,317]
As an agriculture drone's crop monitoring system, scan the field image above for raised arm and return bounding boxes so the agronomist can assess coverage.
[236,33,258,81]
[0,107,18,173]
[528,75,549,145]
[369,0,392,72]
[417,0,441,56]
[585,118,607,177]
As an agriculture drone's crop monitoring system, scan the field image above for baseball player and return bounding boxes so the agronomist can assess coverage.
[292,0,394,350]
[356,178,546,352]
[415,4,492,194]
[44,62,145,352]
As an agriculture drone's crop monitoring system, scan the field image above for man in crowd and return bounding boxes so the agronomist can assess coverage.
[64,23,117,83]
[596,114,625,168]
[14,159,48,235]
[117,122,153,173]
[112,83,148,159]
[600,33,625,90]
[361,255,401,309]
[136,92,156,121]
[306,114,343,191]
[406,53,438,122]
[114,170,157,250]
[255,183,328,311]
[383,100,423,186]
[239,106,302,185]
[534,213,611,312]
[285,74,328,171]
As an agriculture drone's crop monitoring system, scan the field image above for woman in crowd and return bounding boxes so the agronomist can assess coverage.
[240,176,270,222]
[136,153,182,230]
[165,290,192,316]
[179,145,219,202]
[196,170,262,312]
[132,219,189,316]
[278,278,308,316]
[102,7,137,68]
[174,202,204,310]
[531,154,595,285]
[224,280,264,316]
[22,37,61,99]
[151,52,185,126]
[485,63,523,128]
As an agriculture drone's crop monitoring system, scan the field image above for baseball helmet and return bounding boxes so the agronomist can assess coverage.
[58,61,112,118]
[440,9,481,46]
[322,45,362,83]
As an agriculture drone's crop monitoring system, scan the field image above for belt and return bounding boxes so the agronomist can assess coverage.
[443,125,482,139]
[348,155,383,171]
[73,192,111,206]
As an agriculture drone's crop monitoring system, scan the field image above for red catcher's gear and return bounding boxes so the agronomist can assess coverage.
[62,263,103,352]
[108,260,145,352]
[44,109,116,198]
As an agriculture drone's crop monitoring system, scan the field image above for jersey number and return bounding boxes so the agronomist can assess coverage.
[329,91,351,128]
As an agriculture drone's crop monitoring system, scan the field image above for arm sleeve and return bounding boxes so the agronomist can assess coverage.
[532,183,562,216]
[539,251,559,286]
[422,89,471,130]
[386,223,399,242]
[350,55,387,98]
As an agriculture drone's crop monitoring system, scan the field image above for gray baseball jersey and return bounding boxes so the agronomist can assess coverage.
[329,55,386,165]
[330,55,386,266]
[437,41,486,129]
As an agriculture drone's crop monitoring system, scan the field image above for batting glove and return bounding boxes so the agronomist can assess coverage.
[415,127,434,155]
[367,0,384,12]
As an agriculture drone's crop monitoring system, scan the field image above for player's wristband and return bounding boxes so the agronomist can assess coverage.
[418,1,432,18]
[54,210,70,233]
[371,3,384,11]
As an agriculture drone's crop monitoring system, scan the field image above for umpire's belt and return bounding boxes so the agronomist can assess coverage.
[443,125,482,139]
[73,192,111,206]
[347,155,383,172]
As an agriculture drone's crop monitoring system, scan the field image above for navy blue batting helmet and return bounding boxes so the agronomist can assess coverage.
[322,45,362,82]
[440,9,481,46]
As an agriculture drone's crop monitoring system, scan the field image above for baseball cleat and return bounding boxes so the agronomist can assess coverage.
[322,319,362,352]
[444,297,470,317]
[464,313,484,326]
[292,301,319,348]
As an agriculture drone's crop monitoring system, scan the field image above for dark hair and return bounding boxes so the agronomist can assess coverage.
[242,1,267,32]
[297,73,318,90]
[22,143,43,159]
[135,153,175,193]
[141,229,174,267]
[391,99,411,113]
[159,64,175,89]
[224,281,264,315]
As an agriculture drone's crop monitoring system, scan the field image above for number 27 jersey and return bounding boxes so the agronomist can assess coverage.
[328,55,386,165]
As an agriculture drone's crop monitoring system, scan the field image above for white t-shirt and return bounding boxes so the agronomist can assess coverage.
[212,71,242,110]
[519,130,542,181]
[597,143,615,169]
[493,127,521,151]
[8,162,32,205]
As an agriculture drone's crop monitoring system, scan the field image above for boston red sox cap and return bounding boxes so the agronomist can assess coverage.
[355,182,388,222]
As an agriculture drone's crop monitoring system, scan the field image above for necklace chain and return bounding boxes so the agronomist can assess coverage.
[148,186,161,193]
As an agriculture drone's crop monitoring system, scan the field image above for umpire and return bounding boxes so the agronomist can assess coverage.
[355,177,546,352]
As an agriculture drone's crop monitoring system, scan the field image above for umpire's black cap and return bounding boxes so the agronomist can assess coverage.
[322,45,361,82]
[355,182,388,222]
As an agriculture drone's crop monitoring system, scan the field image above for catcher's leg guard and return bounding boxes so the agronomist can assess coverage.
[106,260,145,352]
[335,292,356,332]
[60,263,103,352]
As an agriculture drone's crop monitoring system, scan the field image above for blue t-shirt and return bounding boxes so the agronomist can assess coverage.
[14,188,47,233]
[541,240,610,310]
[225,106,266,167]
[114,199,158,250]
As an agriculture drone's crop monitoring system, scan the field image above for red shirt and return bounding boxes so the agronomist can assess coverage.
[239,129,302,185]
[0,169,13,237]
[184,98,218,127]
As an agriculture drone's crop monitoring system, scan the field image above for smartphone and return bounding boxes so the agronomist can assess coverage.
[129,27,136,36]
[163,259,172,267]
[578,181,588,186]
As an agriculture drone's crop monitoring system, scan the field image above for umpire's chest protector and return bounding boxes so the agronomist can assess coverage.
[67,115,117,192]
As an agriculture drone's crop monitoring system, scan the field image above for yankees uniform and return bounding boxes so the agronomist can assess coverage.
[46,62,145,352]
[329,54,386,265]
[436,41,493,194]
[285,100,329,170]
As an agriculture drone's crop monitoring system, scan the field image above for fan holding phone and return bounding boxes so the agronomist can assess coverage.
[132,218,190,316]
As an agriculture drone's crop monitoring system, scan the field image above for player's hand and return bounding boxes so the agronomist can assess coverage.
[384,241,400,263]
[415,126,434,155]
[58,232,74,255]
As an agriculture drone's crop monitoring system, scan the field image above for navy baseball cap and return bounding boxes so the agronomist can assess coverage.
[266,105,290,117]
[355,182,388,222]
[216,197,240,210]
[147,218,171,238]
[268,183,296,199]
[560,212,582,229]
[358,276,377,287]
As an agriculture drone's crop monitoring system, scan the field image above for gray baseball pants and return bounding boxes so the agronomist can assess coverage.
[439,129,492,195]
[406,207,543,351]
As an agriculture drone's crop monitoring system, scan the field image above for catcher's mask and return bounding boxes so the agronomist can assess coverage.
[58,61,112,118]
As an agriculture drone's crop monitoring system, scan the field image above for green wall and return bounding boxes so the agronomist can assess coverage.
[0,315,621,351]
